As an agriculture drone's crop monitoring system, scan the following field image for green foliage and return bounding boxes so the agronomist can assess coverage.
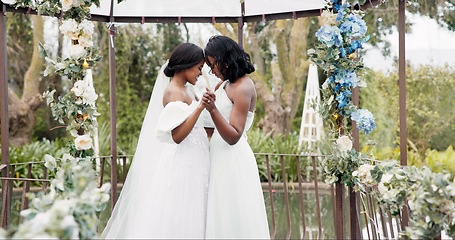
[248,129,308,182]
[1,139,68,187]
[360,65,455,153]
[6,13,33,94]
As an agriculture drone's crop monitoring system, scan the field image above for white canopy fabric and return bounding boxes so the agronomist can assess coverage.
[90,0,326,18]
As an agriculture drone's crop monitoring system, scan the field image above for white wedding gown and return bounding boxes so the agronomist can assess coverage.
[205,81,270,239]
[102,81,210,238]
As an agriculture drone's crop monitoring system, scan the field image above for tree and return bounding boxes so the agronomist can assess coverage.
[213,19,318,136]
[364,0,455,55]
[5,15,45,146]
[360,65,455,153]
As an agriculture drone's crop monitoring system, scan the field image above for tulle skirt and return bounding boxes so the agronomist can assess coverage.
[205,132,270,239]
[102,128,210,239]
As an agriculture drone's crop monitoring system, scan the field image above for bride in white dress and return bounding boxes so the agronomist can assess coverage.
[102,43,210,239]
[202,35,270,239]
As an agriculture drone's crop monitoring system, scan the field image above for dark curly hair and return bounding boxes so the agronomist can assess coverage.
[164,43,204,78]
[204,35,255,82]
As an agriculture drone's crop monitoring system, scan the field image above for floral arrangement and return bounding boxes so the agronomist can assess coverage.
[355,161,455,239]
[0,0,112,238]
[308,0,375,185]
[4,0,101,21]
[12,154,110,239]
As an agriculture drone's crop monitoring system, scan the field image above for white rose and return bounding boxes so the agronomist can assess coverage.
[61,0,74,12]
[82,87,98,105]
[44,154,57,171]
[336,135,352,152]
[69,44,86,59]
[60,19,79,38]
[79,20,95,35]
[71,80,88,96]
[75,134,93,150]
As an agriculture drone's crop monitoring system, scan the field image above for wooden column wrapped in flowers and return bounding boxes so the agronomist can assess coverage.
[308,0,375,238]
[0,0,111,238]
[309,1,455,239]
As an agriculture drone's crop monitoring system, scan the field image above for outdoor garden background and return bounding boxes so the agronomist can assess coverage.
[1,0,455,239]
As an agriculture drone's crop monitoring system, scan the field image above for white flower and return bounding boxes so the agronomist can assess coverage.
[55,62,67,70]
[82,87,98,105]
[60,19,79,38]
[381,173,393,184]
[44,154,57,171]
[71,80,88,97]
[60,215,79,238]
[78,35,94,48]
[69,129,79,137]
[336,135,352,152]
[75,134,93,150]
[61,0,74,12]
[320,10,337,26]
[377,182,387,194]
[79,20,95,35]
[62,153,74,162]
[69,44,86,59]
[322,80,329,90]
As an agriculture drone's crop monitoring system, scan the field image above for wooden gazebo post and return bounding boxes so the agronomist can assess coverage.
[0,3,11,229]
[108,0,118,208]
[398,0,409,229]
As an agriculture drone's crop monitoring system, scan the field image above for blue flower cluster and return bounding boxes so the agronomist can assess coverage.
[326,69,359,112]
[316,26,342,47]
[351,109,376,134]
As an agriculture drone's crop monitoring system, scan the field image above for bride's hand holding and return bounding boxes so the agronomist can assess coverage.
[202,89,216,113]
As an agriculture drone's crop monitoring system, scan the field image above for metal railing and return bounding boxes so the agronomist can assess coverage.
[0,153,404,239]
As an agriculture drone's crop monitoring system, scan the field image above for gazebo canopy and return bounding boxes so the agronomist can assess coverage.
[90,0,326,21]
[1,0,329,23]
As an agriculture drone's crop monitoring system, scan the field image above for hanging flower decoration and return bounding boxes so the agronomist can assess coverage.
[6,0,101,21]
[308,0,375,186]
[0,0,112,238]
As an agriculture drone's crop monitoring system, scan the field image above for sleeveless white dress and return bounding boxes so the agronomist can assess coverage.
[205,81,270,239]
[102,100,210,239]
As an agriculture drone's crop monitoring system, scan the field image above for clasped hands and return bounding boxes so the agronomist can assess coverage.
[202,88,216,113]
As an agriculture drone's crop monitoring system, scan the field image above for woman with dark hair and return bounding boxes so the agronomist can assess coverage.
[202,35,270,238]
[102,42,210,238]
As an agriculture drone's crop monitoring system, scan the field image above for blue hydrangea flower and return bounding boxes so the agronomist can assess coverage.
[336,90,352,110]
[349,40,362,53]
[335,4,349,22]
[333,69,358,88]
[351,109,376,134]
[340,14,367,38]
[315,26,342,47]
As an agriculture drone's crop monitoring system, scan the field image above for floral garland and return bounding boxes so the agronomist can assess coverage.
[308,0,375,186]
[355,161,455,239]
[0,0,111,238]
[308,1,455,238]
